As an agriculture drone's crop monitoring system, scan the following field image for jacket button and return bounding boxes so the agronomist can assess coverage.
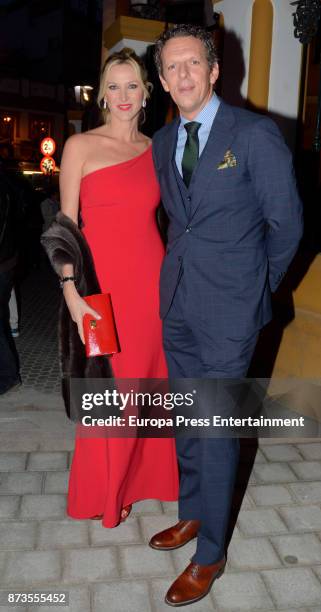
[178,256,182,261]
[187,196,191,201]
[185,226,191,233]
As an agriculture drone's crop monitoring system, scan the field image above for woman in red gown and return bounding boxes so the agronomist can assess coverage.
[59,49,178,527]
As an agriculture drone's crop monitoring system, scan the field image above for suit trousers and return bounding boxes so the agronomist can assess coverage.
[163,271,258,565]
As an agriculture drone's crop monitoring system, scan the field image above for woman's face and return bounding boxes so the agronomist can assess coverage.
[104,62,145,123]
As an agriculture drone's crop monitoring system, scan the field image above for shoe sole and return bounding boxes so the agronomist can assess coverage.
[164,566,225,607]
[149,534,197,551]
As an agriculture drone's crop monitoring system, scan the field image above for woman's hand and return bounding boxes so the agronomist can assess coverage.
[63,283,101,344]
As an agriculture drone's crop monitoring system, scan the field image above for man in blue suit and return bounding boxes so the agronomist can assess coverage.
[149,24,303,607]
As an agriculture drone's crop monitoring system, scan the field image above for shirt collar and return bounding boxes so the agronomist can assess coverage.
[179,93,220,130]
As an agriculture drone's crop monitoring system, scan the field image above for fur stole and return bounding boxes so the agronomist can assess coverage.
[41,212,113,417]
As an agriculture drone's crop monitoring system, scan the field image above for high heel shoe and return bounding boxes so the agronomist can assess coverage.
[120,504,132,522]
[89,504,132,524]
[90,515,103,520]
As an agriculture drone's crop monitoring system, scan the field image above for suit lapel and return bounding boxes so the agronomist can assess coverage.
[189,101,236,220]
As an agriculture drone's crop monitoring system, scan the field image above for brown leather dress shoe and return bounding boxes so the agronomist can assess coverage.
[149,520,200,551]
[165,558,226,606]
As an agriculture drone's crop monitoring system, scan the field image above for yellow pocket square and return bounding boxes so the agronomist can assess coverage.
[217,149,237,170]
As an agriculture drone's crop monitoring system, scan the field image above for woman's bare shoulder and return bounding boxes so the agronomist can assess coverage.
[62,132,89,156]
[62,131,106,162]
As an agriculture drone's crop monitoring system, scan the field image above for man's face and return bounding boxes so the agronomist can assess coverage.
[159,36,219,120]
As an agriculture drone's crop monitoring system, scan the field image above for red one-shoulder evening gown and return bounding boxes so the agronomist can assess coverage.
[67,146,178,527]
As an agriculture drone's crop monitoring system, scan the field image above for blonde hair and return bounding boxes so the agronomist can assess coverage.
[98,48,152,122]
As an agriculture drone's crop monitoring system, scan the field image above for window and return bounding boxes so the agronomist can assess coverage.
[0,113,15,142]
[29,116,51,140]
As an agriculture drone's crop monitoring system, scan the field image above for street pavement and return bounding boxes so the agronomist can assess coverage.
[0,269,321,612]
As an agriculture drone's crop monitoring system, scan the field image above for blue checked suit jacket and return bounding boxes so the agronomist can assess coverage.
[152,100,303,339]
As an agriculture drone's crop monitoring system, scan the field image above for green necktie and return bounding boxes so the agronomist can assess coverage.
[182,121,201,188]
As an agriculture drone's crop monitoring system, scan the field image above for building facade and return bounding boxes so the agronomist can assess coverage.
[0,0,102,168]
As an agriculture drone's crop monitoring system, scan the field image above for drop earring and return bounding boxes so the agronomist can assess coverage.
[142,99,146,108]
[103,99,107,109]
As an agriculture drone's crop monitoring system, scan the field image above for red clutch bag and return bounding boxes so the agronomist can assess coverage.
[83,293,120,358]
